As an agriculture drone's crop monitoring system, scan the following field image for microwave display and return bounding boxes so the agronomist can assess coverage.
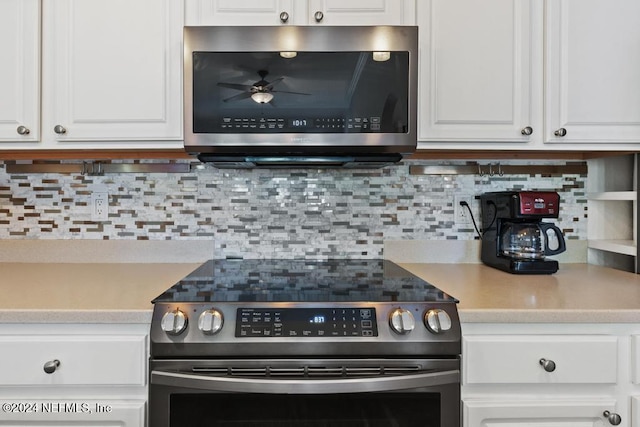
[192,51,409,134]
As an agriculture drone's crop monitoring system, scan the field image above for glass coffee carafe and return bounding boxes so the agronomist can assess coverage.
[500,222,566,260]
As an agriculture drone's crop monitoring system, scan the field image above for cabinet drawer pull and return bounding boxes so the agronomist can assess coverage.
[521,126,533,136]
[43,359,60,374]
[603,411,622,425]
[279,11,289,23]
[54,125,67,135]
[314,11,324,22]
[554,128,567,137]
[16,125,30,135]
[539,358,556,372]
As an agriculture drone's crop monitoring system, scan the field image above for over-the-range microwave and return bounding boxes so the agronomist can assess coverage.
[183,25,418,168]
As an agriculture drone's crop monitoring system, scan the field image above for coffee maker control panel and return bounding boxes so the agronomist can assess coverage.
[517,191,559,216]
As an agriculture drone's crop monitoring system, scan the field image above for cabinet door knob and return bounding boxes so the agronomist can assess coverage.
[54,125,67,135]
[16,125,31,135]
[279,11,289,23]
[314,11,324,22]
[521,126,533,136]
[554,128,567,137]
[539,358,556,372]
[603,411,622,425]
[43,359,60,374]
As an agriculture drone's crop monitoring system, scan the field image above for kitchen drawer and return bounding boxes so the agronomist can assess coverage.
[0,334,146,386]
[463,399,619,427]
[0,399,145,426]
[463,335,618,385]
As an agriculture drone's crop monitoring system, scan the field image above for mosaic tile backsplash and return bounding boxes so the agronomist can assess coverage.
[0,160,586,259]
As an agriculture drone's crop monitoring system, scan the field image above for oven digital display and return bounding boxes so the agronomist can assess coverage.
[236,308,378,338]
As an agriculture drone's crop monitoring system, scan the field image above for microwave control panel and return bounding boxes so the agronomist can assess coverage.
[217,117,382,133]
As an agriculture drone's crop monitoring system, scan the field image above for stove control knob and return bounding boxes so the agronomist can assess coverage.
[389,308,415,335]
[161,309,188,335]
[424,309,452,334]
[198,309,224,335]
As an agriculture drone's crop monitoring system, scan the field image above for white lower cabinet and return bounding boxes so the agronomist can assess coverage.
[0,323,148,427]
[0,399,145,426]
[465,399,618,426]
[634,336,640,427]
[461,324,636,427]
[463,335,618,384]
[633,335,640,384]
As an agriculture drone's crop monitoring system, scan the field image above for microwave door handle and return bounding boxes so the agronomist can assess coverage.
[151,369,459,394]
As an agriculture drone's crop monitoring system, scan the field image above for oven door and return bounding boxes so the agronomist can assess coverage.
[149,358,460,427]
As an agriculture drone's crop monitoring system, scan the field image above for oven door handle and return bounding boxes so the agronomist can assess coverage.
[151,369,459,394]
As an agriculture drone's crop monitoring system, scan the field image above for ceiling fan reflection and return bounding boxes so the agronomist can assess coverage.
[217,70,311,105]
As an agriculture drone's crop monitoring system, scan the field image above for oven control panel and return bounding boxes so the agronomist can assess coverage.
[151,302,461,358]
[235,308,378,338]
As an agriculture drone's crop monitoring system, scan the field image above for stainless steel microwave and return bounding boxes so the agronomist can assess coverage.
[183,25,418,168]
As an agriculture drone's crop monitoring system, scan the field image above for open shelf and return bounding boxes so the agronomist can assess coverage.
[587,154,638,273]
[588,191,636,201]
[587,239,637,256]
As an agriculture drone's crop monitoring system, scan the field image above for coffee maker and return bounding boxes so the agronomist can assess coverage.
[480,191,566,274]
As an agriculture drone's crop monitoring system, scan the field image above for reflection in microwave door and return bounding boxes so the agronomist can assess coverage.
[217,69,311,105]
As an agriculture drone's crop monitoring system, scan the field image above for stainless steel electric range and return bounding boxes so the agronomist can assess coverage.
[149,259,461,427]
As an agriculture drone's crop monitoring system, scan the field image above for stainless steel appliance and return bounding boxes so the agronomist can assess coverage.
[149,259,461,427]
[183,26,418,168]
[480,191,567,274]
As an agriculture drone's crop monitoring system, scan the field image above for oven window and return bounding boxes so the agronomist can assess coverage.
[170,393,439,426]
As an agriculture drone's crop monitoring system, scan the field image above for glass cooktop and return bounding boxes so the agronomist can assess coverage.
[153,259,457,304]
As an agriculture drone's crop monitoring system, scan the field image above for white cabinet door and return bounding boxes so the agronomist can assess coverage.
[307,0,414,25]
[464,400,620,427]
[545,0,640,144]
[185,0,300,25]
[0,399,145,427]
[186,0,413,26]
[633,396,639,427]
[417,0,541,143]
[41,0,183,147]
[0,0,40,142]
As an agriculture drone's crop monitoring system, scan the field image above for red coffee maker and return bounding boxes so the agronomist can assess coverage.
[479,191,566,274]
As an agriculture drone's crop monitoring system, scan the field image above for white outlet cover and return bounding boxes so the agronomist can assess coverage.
[454,195,473,225]
[91,191,109,221]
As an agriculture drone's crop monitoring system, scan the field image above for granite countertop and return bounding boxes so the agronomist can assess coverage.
[0,261,639,324]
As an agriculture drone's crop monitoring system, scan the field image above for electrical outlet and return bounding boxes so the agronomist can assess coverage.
[91,191,108,221]
[454,195,473,225]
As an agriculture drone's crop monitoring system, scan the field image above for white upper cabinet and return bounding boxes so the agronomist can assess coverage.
[306,0,414,25]
[0,0,40,143]
[417,0,540,144]
[1,0,183,150]
[185,0,415,26]
[185,0,301,25]
[41,0,183,148]
[418,0,640,149]
[545,0,640,145]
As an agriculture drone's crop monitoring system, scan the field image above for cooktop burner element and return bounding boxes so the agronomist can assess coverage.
[153,259,458,304]
[150,259,460,359]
